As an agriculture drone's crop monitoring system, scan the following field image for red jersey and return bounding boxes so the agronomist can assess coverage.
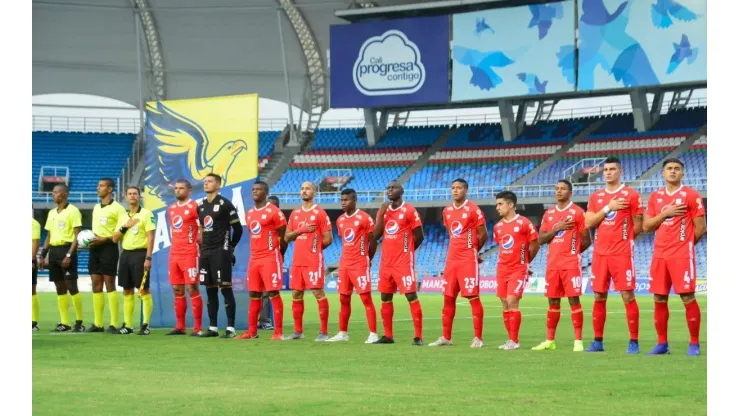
[337,209,374,268]
[587,184,644,256]
[443,200,486,263]
[494,214,538,274]
[287,204,332,267]
[246,202,287,261]
[540,202,586,270]
[647,185,705,259]
[377,201,422,267]
[168,199,199,257]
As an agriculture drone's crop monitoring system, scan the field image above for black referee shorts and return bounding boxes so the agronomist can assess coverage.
[199,249,232,288]
[118,249,148,290]
[48,245,78,282]
[88,242,120,276]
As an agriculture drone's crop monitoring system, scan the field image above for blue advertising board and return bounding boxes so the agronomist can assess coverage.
[451,0,577,102]
[329,15,450,108]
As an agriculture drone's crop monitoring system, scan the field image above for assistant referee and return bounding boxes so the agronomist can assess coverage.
[38,184,85,332]
[112,186,156,335]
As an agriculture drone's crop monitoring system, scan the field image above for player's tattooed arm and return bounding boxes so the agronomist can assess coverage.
[476,224,488,252]
[579,229,592,253]
[277,225,288,255]
[692,216,707,244]
[413,225,424,250]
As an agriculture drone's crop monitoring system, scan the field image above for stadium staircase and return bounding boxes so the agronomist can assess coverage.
[261,130,313,187]
[633,124,707,183]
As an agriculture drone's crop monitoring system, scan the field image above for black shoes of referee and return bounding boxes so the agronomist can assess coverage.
[86,325,105,333]
[373,336,395,344]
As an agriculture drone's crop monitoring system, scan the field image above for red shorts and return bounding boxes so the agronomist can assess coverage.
[338,264,372,295]
[545,269,582,298]
[169,255,199,285]
[248,253,283,292]
[591,253,636,293]
[442,261,480,298]
[650,257,696,295]
[378,265,417,295]
[496,272,528,298]
[290,265,324,291]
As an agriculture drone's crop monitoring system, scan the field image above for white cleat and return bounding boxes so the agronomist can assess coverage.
[365,332,379,344]
[503,340,520,350]
[428,337,453,347]
[498,340,512,349]
[326,331,350,342]
[471,337,484,348]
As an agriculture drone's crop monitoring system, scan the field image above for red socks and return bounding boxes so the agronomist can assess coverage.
[509,310,522,343]
[318,297,329,334]
[654,301,669,344]
[625,299,640,341]
[502,310,511,336]
[175,295,187,330]
[570,304,583,341]
[381,301,394,338]
[410,300,423,339]
[292,299,304,334]
[270,294,283,334]
[442,296,456,340]
[249,297,262,334]
[592,300,607,338]
[339,294,351,332]
[546,305,561,341]
[359,293,377,333]
[685,299,701,344]
[469,297,484,340]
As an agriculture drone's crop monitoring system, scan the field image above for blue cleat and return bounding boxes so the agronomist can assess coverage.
[646,343,670,355]
[626,340,640,354]
[687,343,701,356]
[585,340,605,352]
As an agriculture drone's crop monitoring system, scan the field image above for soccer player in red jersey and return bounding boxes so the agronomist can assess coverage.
[493,191,539,350]
[284,181,333,341]
[326,188,379,344]
[643,158,706,356]
[165,179,204,336]
[372,180,425,346]
[237,181,287,340]
[532,180,591,352]
[584,156,644,354]
[429,179,487,348]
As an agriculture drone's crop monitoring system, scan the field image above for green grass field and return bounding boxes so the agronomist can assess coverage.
[32,293,707,415]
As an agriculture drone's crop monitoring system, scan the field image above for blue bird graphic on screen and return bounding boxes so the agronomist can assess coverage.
[580,0,627,26]
[651,0,699,29]
[475,17,494,36]
[667,34,698,74]
[556,45,576,85]
[517,73,548,94]
[145,101,248,201]
[528,3,564,40]
[453,46,514,90]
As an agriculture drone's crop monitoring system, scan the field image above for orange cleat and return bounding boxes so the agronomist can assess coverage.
[235,332,259,340]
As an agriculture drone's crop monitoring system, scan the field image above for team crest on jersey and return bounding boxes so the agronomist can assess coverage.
[184,210,189,215]
[250,221,261,234]
[214,205,220,212]
[451,221,463,237]
[57,221,65,230]
[344,228,355,243]
[262,215,267,219]
[172,215,183,229]
[354,221,359,226]
[501,234,514,249]
[131,225,140,234]
[100,217,108,225]
[203,216,214,230]
[385,220,399,235]
[514,227,520,232]
[462,213,468,219]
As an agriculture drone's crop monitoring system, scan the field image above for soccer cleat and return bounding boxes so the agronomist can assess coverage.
[235,332,259,340]
[646,343,670,355]
[315,332,329,342]
[53,323,72,332]
[626,340,640,354]
[412,337,424,346]
[470,337,484,348]
[270,333,284,341]
[532,340,557,351]
[258,322,274,330]
[106,325,118,334]
[73,320,85,333]
[428,337,452,347]
[503,341,520,350]
[498,340,511,349]
[220,329,236,339]
[372,336,395,344]
[165,329,187,336]
[282,332,304,341]
[137,324,150,336]
[201,329,220,338]
[365,333,379,344]
[585,340,605,352]
[573,340,584,352]
[86,325,104,333]
[118,325,134,335]
[32,323,40,332]
[687,343,701,356]
[190,330,203,337]
[326,332,350,342]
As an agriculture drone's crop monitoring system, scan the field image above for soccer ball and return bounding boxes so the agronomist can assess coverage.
[77,230,95,248]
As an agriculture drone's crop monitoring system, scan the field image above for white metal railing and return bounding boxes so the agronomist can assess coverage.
[33,116,142,134]
[563,157,607,180]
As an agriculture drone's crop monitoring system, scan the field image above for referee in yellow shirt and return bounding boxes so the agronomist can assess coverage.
[32,217,41,332]
[87,178,128,334]
[112,186,156,335]
[38,184,85,332]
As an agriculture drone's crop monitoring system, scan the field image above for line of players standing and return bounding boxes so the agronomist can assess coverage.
[32,156,705,355]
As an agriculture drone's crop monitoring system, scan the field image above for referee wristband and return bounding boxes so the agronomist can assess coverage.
[602,206,611,215]
[119,226,129,234]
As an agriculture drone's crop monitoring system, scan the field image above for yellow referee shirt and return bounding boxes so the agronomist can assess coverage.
[45,204,82,246]
[92,200,127,238]
[32,218,41,241]
[119,206,156,250]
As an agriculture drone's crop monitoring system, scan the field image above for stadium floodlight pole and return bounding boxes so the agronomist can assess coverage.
[277,8,297,146]
[134,8,146,137]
